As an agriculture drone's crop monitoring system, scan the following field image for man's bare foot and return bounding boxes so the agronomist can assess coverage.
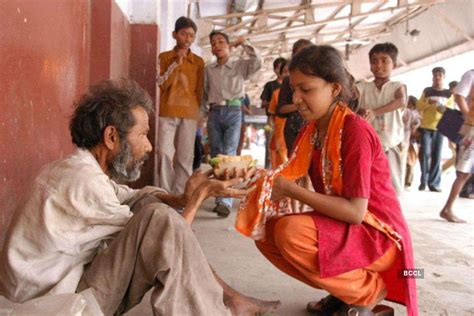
[225,294,280,316]
[440,210,466,223]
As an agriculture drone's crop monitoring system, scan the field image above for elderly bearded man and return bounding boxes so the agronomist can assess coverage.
[0,80,279,315]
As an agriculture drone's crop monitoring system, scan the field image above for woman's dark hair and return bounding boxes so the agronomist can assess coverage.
[70,79,153,149]
[175,16,197,33]
[289,45,356,104]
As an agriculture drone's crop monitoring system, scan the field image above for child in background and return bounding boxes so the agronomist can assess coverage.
[403,96,421,188]
[357,43,407,195]
[157,17,204,195]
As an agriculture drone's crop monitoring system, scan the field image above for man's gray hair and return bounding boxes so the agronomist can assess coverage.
[70,79,154,149]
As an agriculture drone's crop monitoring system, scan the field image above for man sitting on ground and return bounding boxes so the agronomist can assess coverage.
[0,80,279,315]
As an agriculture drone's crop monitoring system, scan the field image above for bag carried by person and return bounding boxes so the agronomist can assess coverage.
[436,108,464,143]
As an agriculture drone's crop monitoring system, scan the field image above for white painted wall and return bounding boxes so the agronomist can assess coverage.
[114,0,157,24]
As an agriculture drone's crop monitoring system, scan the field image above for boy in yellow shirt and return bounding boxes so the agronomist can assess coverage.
[157,17,204,195]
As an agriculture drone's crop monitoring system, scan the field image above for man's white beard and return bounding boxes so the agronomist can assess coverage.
[109,140,148,182]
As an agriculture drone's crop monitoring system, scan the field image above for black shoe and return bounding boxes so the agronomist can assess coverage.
[307,295,345,315]
[212,205,231,218]
[429,186,442,192]
[418,184,426,191]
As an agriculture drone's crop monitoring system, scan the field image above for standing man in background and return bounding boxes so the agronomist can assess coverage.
[157,17,204,196]
[417,67,454,192]
[203,31,262,217]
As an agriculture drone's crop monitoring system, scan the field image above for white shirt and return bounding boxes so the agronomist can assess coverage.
[454,69,474,126]
[0,149,145,302]
[357,81,406,151]
[203,43,262,105]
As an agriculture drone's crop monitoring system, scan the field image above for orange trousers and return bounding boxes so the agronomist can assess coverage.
[255,215,398,306]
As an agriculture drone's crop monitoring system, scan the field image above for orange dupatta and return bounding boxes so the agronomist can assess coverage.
[236,102,350,240]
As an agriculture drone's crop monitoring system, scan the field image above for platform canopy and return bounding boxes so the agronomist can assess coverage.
[190,0,474,100]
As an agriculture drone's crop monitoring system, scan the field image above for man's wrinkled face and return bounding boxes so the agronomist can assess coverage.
[109,107,152,182]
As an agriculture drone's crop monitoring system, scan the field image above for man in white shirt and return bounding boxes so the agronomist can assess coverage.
[0,80,279,315]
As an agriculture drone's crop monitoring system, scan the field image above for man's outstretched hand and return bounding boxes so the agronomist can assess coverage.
[184,168,255,202]
[182,168,255,224]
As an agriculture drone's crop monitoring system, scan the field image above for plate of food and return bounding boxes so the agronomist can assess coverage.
[208,154,257,177]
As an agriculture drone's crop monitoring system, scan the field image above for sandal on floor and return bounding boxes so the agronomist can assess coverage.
[372,305,394,316]
[334,304,394,316]
[306,295,345,315]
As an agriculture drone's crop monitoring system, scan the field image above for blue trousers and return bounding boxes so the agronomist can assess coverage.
[419,128,444,188]
[207,106,242,208]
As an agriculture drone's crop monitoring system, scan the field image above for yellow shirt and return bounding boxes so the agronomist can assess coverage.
[158,48,204,120]
[416,87,454,130]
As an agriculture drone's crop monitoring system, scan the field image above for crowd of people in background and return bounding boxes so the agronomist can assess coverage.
[157,16,472,224]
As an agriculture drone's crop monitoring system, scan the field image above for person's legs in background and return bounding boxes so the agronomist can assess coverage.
[193,133,203,170]
[207,108,224,158]
[215,107,242,215]
[428,130,444,192]
[418,128,432,190]
[157,117,179,194]
[173,118,197,195]
[209,107,242,217]
[385,144,403,195]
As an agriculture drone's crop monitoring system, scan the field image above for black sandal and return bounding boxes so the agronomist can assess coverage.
[306,295,345,315]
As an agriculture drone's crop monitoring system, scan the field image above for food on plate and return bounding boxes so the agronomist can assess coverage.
[209,155,256,177]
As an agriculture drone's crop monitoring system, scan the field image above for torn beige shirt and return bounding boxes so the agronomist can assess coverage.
[0,149,163,303]
[357,80,406,151]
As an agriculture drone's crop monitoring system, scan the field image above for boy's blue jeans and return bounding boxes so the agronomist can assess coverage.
[419,128,443,188]
[207,106,242,208]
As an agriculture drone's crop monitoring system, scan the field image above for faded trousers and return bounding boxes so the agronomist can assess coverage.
[419,128,444,188]
[256,215,398,306]
[385,144,404,196]
[157,117,197,195]
[207,106,242,208]
[77,193,230,316]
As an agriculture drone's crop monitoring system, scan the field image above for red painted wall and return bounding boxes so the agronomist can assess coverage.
[110,1,131,79]
[89,0,111,85]
[129,24,159,188]
[0,0,90,246]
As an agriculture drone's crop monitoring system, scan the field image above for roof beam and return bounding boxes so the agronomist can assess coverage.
[335,0,386,41]
[431,7,473,43]
[201,1,352,20]
[231,1,442,41]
